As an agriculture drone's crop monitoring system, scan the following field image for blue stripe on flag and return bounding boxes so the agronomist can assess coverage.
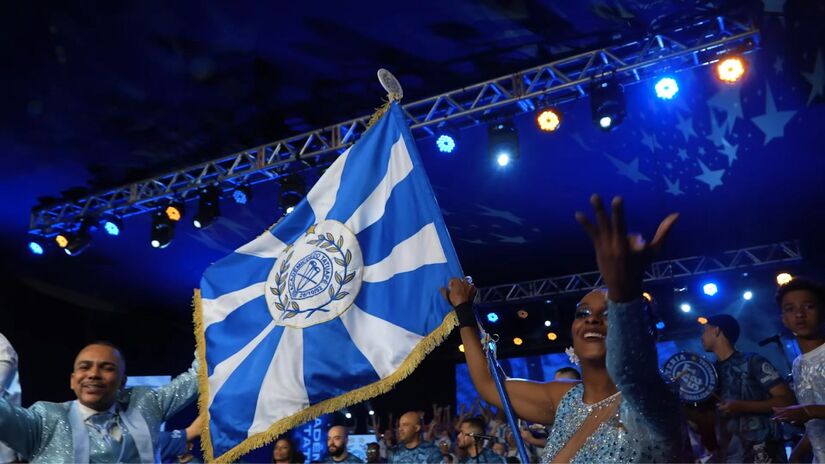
[324,118,399,224]
[390,105,463,276]
[201,254,274,300]
[354,263,453,336]
[301,318,381,405]
[209,325,285,458]
[271,200,316,245]
[354,174,434,266]
[204,295,271,376]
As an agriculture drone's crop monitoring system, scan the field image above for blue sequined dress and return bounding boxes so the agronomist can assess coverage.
[540,299,689,463]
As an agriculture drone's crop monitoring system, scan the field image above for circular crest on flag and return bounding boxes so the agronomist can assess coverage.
[266,220,363,328]
[661,351,718,402]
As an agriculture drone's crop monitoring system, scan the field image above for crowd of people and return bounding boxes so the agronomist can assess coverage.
[0,195,823,463]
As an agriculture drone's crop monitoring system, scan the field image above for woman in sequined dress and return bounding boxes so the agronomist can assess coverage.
[448,195,689,463]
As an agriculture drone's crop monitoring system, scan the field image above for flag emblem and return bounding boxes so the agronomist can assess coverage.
[267,220,363,327]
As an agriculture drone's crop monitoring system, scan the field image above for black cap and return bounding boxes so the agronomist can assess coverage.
[706,314,740,345]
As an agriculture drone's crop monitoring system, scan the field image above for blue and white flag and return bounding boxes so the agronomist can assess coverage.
[195,103,463,462]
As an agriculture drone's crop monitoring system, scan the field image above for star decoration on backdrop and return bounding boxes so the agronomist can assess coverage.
[707,86,743,131]
[489,233,528,244]
[604,154,651,183]
[706,108,730,147]
[718,138,739,167]
[675,114,697,141]
[475,205,524,225]
[694,159,725,191]
[663,176,684,196]
[751,83,797,145]
[774,56,784,74]
[640,130,663,152]
[803,50,824,106]
[677,148,689,160]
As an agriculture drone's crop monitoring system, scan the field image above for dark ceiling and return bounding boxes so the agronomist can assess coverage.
[1,0,824,334]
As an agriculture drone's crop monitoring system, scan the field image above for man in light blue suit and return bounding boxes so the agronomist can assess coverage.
[0,341,198,463]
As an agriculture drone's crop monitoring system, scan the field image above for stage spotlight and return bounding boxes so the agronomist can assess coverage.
[776,273,793,286]
[368,410,375,416]
[743,290,753,301]
[517,309,529,319]
[278,174,305,214]
[488,121,519,167]
[435,130,459,154]
[458,344,465,353]
[232,184,252,205]
[101,216,123,236]
[193,185,221,229]
[55,233,69,249]
[680,303,692,313]
[28,240,45,255]
[345,412,352,419]
[486,312,499,323]
[547,332,558,341]
[164,200,185,222]
[150,209,175,249]
[536,108,561,132]
[544,320,552,327]
[642,292,653,302]
[63,231,91,256]
[513,337,523,346]
[590,78,626,131]
[702,283,719,296]
[654,77,679,100]
[715,56,747,83]
[697,317,708,325]
[655,321,666,330]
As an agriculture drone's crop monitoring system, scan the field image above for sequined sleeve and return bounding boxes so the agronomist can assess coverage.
[149,360,198,421]
[0,333,17,393]
[0,397,42,458]
[605,298,683,440]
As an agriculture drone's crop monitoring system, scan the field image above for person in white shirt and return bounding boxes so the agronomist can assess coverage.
[772,277,825,463]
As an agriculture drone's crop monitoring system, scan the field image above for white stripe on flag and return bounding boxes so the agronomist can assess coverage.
[202,283,265,330]
[306,147,352,222]
[345,136,413,235]
[248,327,309,435]
[234,232,287,258]
[208,321,277,407]
[340,304,423,378]
[362,223,447,283]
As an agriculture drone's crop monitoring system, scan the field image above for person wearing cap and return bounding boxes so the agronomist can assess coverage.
[700,314,796,463]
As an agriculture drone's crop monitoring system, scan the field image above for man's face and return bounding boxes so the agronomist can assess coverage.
[456,422,477,450]
[366,444,380,463]
[327,426,347,457]
[781,290,824,339]
[397,415,420,444]
[69,344,125,411]
[700,325,717,352]
[273,439,291,462]
[571,290,608,362]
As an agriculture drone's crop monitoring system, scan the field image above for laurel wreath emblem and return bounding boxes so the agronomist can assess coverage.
[269,231,355,320]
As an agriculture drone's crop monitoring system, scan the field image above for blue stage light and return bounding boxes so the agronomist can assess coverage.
[28,241,44,255]
[702,283,718,296]
[680,303,692,313]
[486,312,499,323]
[655,321,666,330]
[103,220,121,236]
[496,153,511,167]
[743,290,753,301]
[599,116,613,129]
[654,77,679,99]
[436,134,456,154]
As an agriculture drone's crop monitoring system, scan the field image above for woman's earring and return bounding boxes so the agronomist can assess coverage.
[565,346,580,365]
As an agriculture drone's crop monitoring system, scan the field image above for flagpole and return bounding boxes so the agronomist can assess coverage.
[481,329,531,464]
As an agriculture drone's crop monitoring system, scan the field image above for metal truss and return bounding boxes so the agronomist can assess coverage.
[29,15,758,235]
[476,241,801,304]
